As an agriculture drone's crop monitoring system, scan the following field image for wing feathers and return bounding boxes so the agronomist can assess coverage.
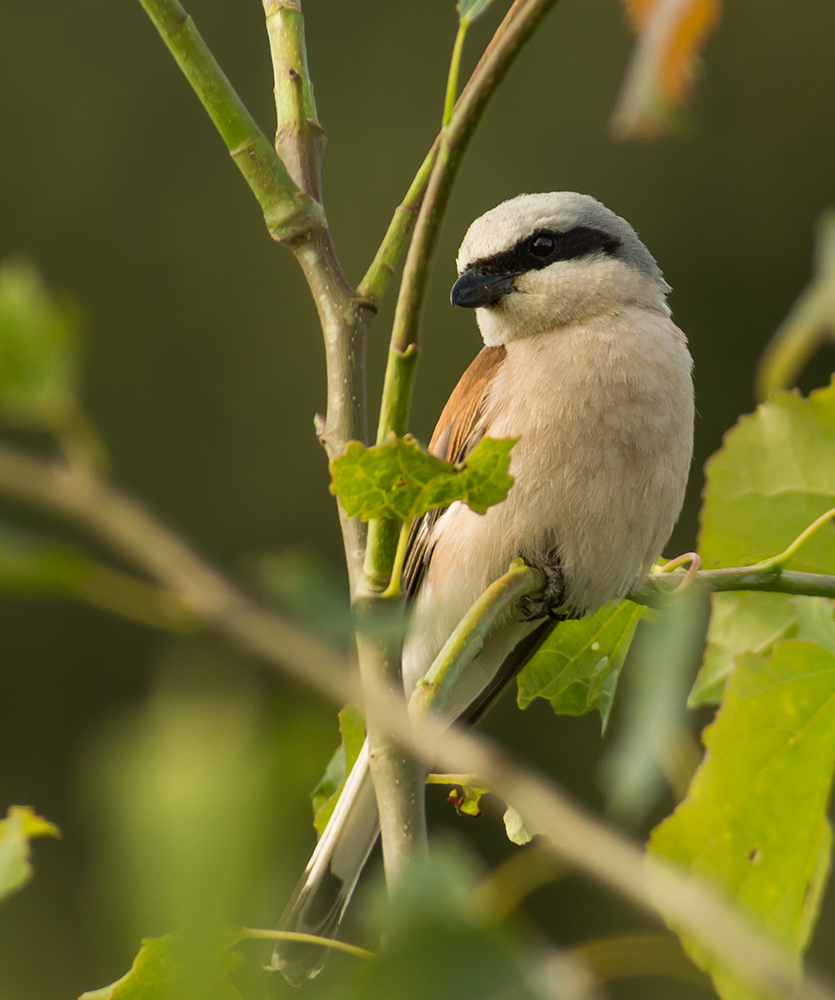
[429,345,507,463]
[403,345,506,599]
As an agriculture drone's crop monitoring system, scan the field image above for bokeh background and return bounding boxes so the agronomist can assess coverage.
[2,1,835,997]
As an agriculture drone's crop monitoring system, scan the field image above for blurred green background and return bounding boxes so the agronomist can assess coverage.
[2,1,835,997]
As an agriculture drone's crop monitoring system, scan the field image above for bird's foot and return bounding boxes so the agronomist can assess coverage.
[514,554,567,622]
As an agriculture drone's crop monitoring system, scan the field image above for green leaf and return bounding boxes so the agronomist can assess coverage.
[690,592,835,706]
[79,932,244,1000]
[699,382,835,575]
[426,775,489,818]
[502,806,543,846]
[79,937,173,1000]
[516,600,644,730]
[0,258,81,428]
[0,805,59,902]
[312,704,365,837]
[649,640,835,1000]
[792,595,835,653]
[329,435,515,522]
[457,0,498,25]
[601,590,707,824]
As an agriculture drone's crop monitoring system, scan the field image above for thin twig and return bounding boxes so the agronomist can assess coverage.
[359,0,560,312]
[443,21,470,128]
[359,0,556,306]
[634,565,835,603]
[240,927,375,962]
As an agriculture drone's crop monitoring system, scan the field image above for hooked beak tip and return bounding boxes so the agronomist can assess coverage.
[450,269,519,309]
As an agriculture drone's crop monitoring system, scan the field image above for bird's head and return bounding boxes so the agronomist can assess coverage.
[452,192,671,346]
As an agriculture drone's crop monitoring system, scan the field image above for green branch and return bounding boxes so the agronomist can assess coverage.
[359,0,561,312]
[358,148,439,305]
[637,566,835,602]
[263,0,323,199]
[637,512,835,603]
[136,0,322,241]
[410,559,545,717]
[443,21,470,128]
[240,927,374,962]
[378,0,561,443]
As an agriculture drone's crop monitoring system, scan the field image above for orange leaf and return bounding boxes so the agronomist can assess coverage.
[612,0,722,139]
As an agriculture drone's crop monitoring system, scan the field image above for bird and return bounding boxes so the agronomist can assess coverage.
[270,191,694,984]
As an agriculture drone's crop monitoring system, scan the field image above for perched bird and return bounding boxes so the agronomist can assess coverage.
[271,192,694,983]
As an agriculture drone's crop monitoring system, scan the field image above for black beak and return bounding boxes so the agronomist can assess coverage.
[450,268,520,308]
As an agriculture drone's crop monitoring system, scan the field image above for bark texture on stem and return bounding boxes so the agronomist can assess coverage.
[354,592,429,878]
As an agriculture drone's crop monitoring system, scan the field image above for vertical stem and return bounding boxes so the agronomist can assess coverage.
[264,0,322,200]
[355,0,562,883]
[443,22,469,127]
[263,0,370,591]
[264,0,425,884]
[355,594,428,879]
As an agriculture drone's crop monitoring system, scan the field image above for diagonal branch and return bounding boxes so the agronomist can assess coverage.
[136,0,323,242]
[356,0,564,883]
[377,0,563,443]
[359,0,562,308]
[137,0,370,589]
[0,440,831,1000]
[0,441,355,704]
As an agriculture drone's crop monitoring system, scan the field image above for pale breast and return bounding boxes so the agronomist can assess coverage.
[401,307,693,706]
[480,307,694,614]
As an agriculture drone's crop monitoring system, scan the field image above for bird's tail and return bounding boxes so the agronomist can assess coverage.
[268,741,379,985]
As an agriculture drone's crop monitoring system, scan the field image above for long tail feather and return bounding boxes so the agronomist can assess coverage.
[269,743,379,984]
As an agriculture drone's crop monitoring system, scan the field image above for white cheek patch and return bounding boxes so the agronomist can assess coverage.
[475,306,508,347]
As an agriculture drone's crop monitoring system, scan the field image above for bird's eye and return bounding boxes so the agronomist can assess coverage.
[528,233,557,258]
